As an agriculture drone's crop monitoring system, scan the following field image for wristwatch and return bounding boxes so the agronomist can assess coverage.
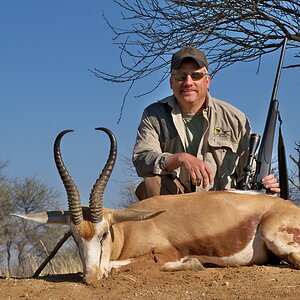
[159,156,167,171]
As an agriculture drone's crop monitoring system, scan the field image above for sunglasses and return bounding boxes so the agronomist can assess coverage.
[172,71,208,81]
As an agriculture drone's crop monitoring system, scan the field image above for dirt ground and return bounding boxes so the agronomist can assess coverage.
[1,257,299,300]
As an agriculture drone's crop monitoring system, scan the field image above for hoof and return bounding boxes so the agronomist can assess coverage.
[185,258,205,271]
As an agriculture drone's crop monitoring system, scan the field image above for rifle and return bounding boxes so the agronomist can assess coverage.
[242,37,289,199]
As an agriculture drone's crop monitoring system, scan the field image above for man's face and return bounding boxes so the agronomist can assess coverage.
[170,60,210,112]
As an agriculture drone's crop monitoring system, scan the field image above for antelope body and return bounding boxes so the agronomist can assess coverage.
[12,129,300,284]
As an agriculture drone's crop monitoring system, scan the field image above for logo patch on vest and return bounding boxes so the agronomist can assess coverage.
[213,127,231,138]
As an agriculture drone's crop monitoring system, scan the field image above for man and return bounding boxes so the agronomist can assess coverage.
[133,46,280,200]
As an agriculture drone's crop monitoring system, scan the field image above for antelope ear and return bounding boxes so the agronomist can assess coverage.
[11,211,70,225]
[107,208,166,225]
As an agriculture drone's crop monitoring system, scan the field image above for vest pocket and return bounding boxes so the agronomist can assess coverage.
[208,139,239,189]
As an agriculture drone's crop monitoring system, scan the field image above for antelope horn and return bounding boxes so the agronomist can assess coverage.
[89,127,117,223]
[54,130,83,225]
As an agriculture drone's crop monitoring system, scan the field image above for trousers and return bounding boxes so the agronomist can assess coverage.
[135,175,187,200]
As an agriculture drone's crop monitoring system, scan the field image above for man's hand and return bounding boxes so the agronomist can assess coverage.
[165,153,214,188]
[262,174,280,194]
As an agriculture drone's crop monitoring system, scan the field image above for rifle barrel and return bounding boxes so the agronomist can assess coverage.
[252,37,288,190]
[270,38,288,102]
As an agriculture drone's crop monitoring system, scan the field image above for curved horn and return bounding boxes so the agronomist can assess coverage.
[54,130,83,225]
[89,127,117,223]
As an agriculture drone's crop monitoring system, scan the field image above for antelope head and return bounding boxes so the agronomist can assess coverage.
[53,128,163,284]
[12,128,165,284]
[54,128,116,283]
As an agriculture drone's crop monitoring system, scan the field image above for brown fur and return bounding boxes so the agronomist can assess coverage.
[175,215,261,257]
[109,191,300,268]
[279,226,300,245]
[76,221,95,241]
[15,190,300,282]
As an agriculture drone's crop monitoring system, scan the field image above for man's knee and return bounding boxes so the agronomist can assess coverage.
[135,176,162,200]
[135,175,185,201]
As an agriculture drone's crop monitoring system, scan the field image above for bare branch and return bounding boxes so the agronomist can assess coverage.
[92,0,300,99]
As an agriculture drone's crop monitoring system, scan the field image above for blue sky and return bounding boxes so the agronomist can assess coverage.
[1,1,299,208]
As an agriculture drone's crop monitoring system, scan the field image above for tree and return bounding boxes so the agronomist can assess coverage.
[289,141,300,205]
[0,161,8,182]
[11,177,66,276]
[12,177,60,214]
[117,154,140,208]
[91,0,299,99]
[0,174,67,277]
[0,180,14,276]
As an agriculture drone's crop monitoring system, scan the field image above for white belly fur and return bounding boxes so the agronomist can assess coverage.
[197,233,269,266]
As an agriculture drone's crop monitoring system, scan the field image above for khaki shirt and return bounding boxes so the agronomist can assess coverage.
[132,93,251,192]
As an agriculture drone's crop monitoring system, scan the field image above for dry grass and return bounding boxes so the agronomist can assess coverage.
[0,250,82,278]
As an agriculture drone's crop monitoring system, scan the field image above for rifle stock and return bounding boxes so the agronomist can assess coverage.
[252,100,279,189]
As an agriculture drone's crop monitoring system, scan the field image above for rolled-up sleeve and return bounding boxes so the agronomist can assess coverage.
[132,106,180,178]
[133,110,165,177]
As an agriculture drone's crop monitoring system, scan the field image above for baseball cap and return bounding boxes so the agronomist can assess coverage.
[171,46,208,70]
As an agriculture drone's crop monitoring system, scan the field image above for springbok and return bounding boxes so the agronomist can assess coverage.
[13,128,300,284]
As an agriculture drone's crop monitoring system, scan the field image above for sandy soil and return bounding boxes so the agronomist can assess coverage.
[1,257,299,300]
